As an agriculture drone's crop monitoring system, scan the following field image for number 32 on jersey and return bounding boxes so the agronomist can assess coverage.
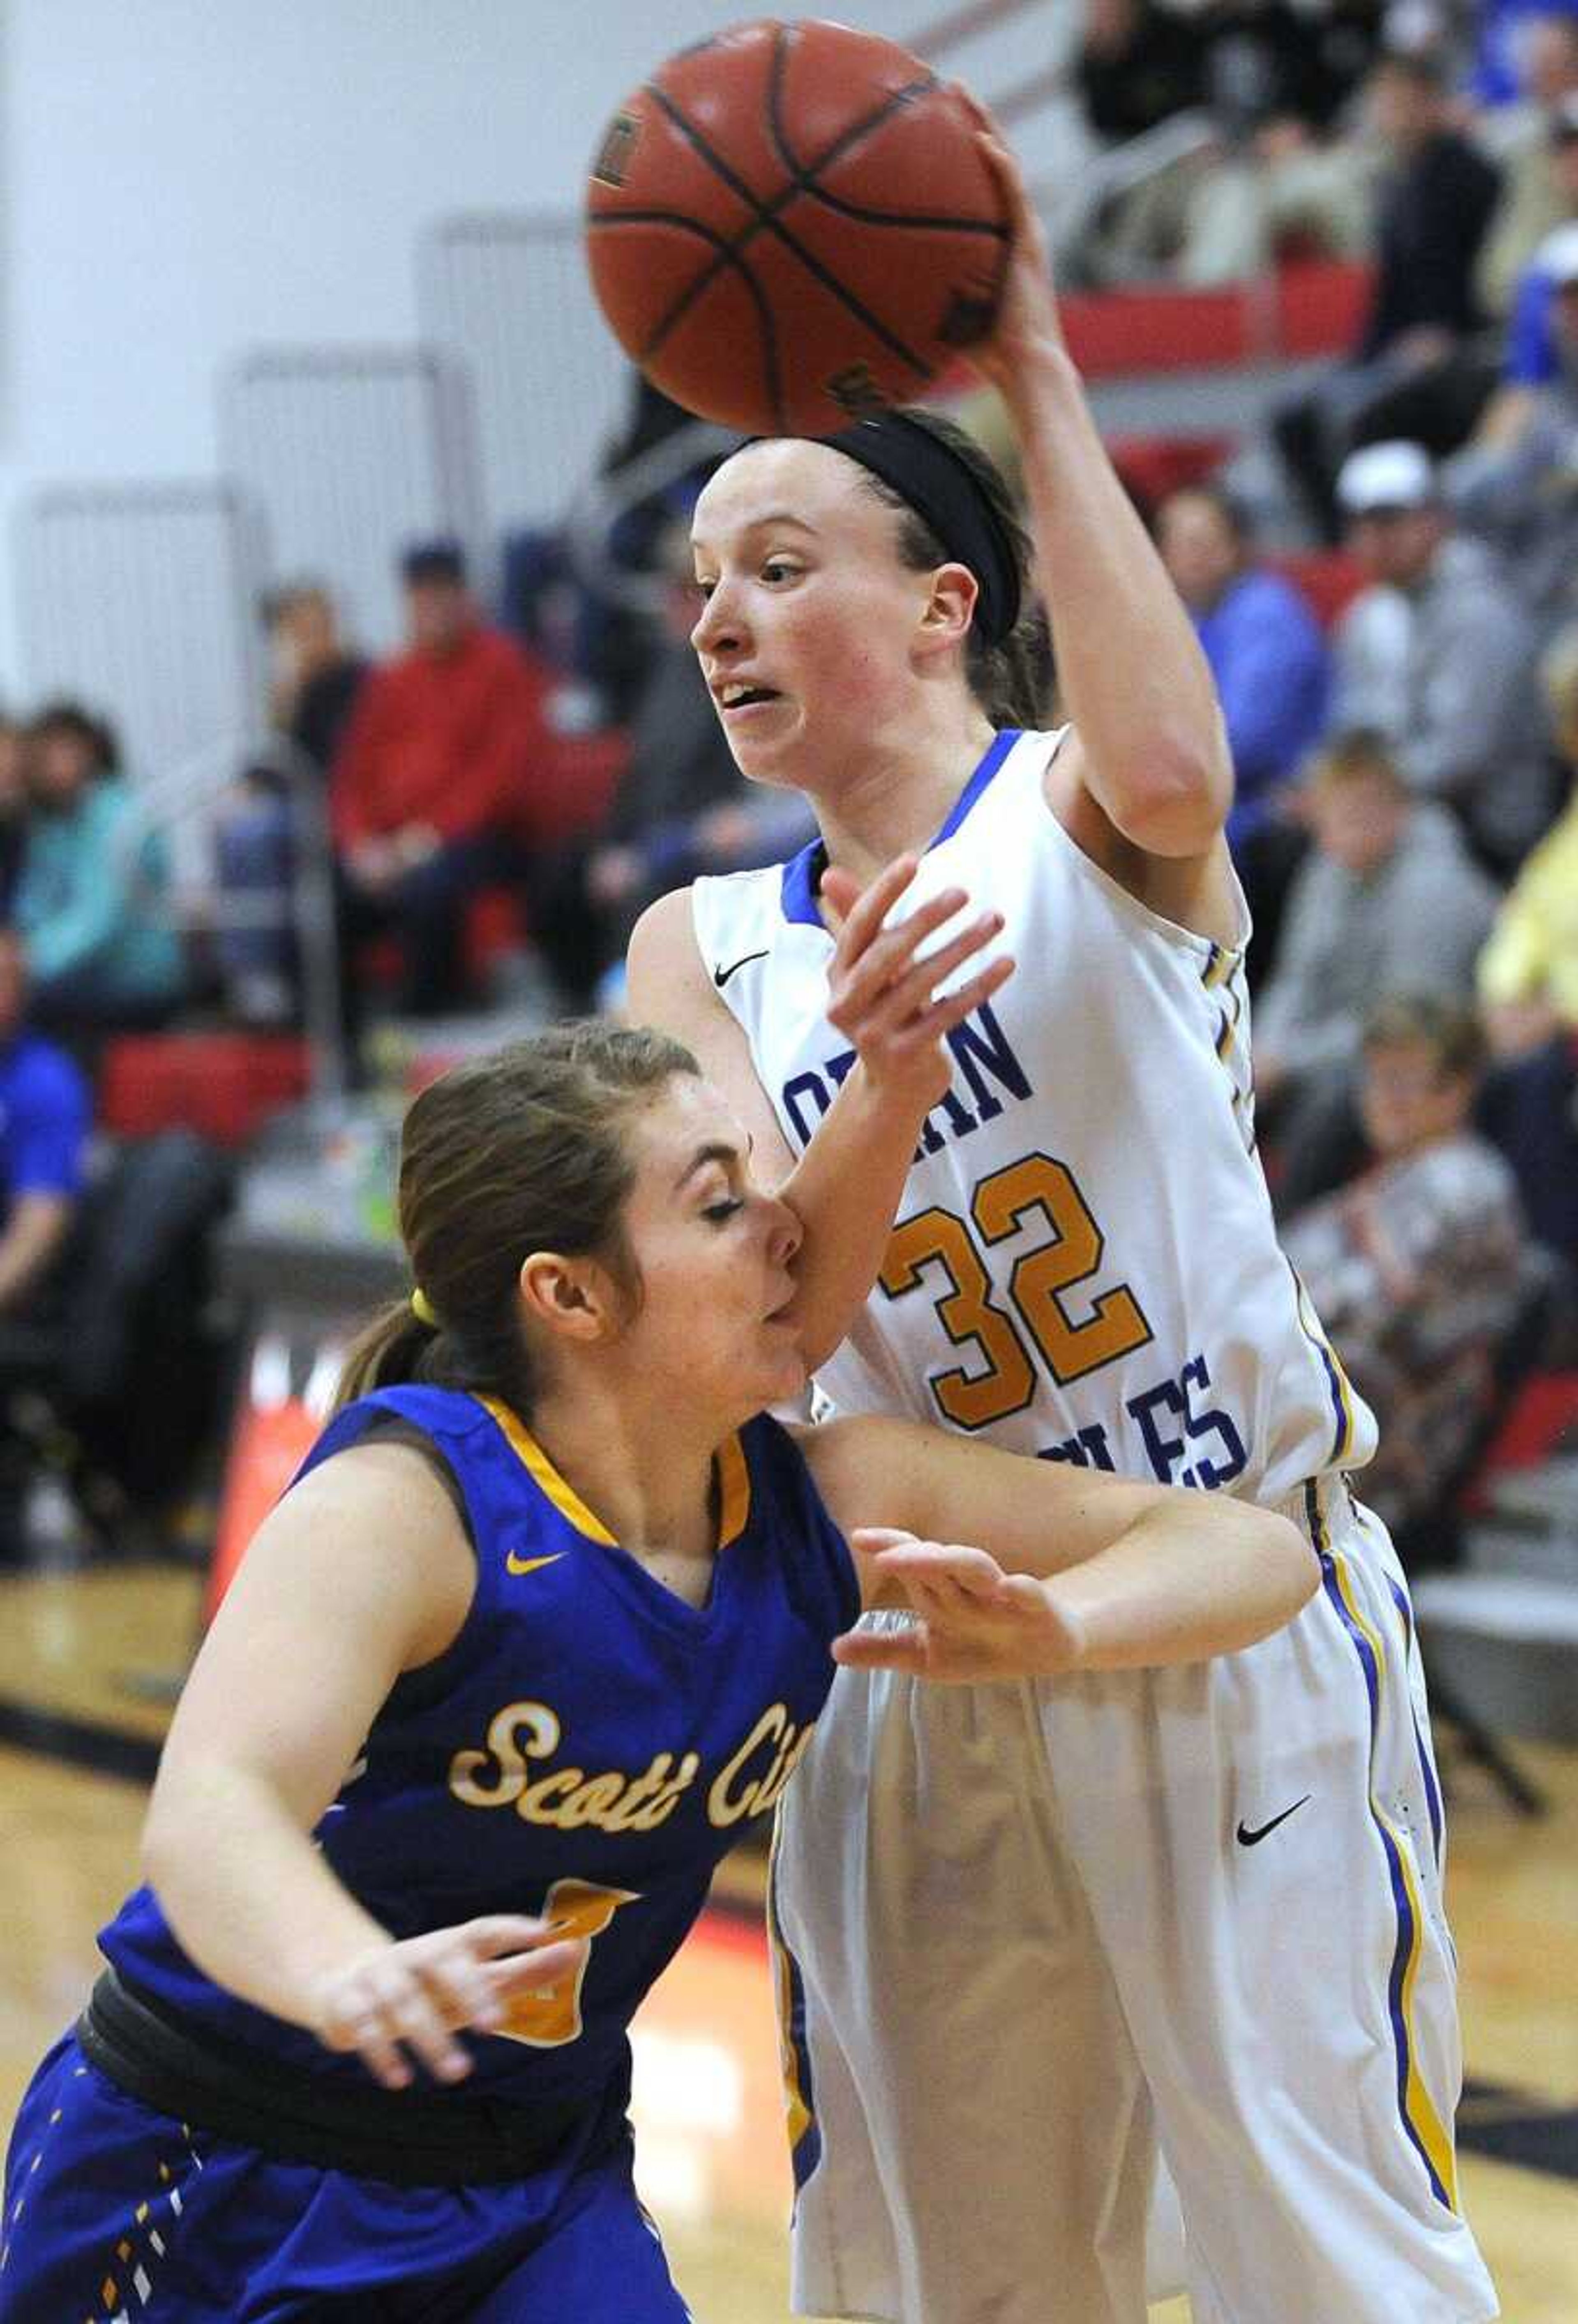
[879,1152,1152,1428]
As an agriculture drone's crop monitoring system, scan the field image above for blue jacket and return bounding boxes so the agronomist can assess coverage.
[1195,568,1331,848]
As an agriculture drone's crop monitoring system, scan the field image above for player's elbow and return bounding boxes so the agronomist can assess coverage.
[1107,737,1232,857]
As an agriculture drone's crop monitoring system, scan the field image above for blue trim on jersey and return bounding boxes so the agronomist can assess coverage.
[1309,1486,1455,2213]
[779,728,1022,927]
[1387,1573,1445,1870]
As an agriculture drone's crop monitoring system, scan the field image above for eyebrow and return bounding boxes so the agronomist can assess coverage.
[692,512,819,557]
[675,1135,753,1191]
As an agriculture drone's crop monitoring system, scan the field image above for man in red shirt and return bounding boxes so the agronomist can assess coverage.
[332,540,551,1018]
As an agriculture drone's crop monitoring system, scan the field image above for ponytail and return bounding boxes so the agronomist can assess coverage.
[333,1299,445,1412]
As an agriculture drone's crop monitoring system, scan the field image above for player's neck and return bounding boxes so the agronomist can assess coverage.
[813,706,998,892]
[527,1375,726,1569]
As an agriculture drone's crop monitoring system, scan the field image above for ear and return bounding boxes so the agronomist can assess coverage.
[914,561,978,661]
[517,1250,623,1346]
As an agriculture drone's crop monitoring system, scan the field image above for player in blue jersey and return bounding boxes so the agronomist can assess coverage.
[0,1003,1315,2324]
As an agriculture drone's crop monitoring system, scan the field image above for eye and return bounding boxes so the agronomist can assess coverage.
[692,578,716,603]
[760,558,799,585]
[702,1197,744,1224]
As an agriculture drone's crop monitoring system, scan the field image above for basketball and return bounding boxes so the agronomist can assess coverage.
[584,18,1010,438]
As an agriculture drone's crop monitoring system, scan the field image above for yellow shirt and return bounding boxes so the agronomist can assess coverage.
[1477,793,1578,1021]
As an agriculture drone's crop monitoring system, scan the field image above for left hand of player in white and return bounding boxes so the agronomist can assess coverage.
[834,1528,1088,1682]
[820,853,1013,1117]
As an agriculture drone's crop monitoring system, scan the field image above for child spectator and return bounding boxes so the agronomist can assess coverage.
[1255,727,1500,1207]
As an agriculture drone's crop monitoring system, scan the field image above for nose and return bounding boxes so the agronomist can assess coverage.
[690,579,744,661]
[765,1194,803,1273]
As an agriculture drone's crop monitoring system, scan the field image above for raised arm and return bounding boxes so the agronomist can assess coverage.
[800,1414,1317,1679]
[627,856,1009,1371]
[964,102,1238,936]
[142,1444,581,2086]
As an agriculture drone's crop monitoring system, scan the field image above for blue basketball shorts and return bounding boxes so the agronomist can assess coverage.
[0,2033,692,2322]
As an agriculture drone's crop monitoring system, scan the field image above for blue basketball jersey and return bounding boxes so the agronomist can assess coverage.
[102,1385,858,2105]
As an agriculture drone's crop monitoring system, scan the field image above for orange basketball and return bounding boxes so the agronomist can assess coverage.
[584,18,1010,437]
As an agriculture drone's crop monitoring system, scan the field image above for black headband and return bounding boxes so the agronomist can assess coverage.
[819,411,1023,648]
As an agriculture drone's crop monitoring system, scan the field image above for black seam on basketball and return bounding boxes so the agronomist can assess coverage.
[783,190,1008,235]
[767,24,938,193]
[641,81,932,380]
[766,28,999,235]
[588,208,785,420]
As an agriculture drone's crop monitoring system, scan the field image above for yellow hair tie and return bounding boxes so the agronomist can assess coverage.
[411,1288,439,1328]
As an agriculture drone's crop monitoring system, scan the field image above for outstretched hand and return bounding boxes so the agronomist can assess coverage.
[822,855,1012,1113]
[309,1914,588,2090]
[835,1529,1088,1683]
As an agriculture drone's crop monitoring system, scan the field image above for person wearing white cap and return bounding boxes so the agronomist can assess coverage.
[1329,437,1552,868]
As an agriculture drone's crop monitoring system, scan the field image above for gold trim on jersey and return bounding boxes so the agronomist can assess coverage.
[478,1395,752,1555]
[480,1395,618,1543]
[1312,1501,1461,2214]
[715,1430,752,1549]
[1287,1267,1361,1465]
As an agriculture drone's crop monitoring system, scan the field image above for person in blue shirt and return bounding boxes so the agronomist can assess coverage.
[0,928,1313,2321]
[0,924,91,1564]
[1155,484,1331,849]
[1156,482,1331,980]
[0,926,90,1319]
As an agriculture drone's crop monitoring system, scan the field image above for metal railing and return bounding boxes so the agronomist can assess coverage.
[221,346,484,646]
[14,481,264,795]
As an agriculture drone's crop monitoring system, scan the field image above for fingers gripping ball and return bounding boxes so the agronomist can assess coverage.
[585,18,1010,436]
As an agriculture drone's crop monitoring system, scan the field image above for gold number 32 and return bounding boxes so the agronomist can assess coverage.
[879,1153,1153,1428]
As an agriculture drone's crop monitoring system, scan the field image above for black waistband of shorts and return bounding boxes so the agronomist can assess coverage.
[79,1966,615,2188]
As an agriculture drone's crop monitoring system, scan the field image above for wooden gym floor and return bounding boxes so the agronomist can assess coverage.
[0,1559,1574,2321]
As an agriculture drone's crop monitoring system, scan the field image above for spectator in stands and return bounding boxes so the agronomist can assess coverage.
[1073,0,1382,285]
[209,587,370,1030]
[1272,46,1501,539]
[12,703,186,1046]
[0,926,90,1564]
[1475,623,1578,1253]
[1448,220,1578,641]
[1156,487,1332,818]
[1281,995,1527,1545]
[1475,21,1578,317]
[1156,481,1331,977]
[263,581,368,779]
[331,540,552,1020]
[1329,437,1552,867]
[1255,726,1500,1209]
[525,529,815,1011]
[0,717,31,919]
[1473,0,1578,109]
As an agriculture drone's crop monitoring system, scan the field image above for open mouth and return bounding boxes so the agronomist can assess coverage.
[716,683,782,713]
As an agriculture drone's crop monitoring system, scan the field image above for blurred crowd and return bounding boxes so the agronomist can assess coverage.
[2,2,1577,1580]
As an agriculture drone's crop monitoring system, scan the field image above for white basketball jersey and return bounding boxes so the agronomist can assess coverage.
[692,726,1376,1501]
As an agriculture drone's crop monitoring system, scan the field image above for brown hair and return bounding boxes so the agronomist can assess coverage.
[858,408,1054,731]
[1362,993,1486,1083]
[1308,726,1405,794]
[334,1021,700,1418]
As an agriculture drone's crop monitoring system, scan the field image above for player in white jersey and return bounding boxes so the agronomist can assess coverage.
[628,107,1496,2324]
